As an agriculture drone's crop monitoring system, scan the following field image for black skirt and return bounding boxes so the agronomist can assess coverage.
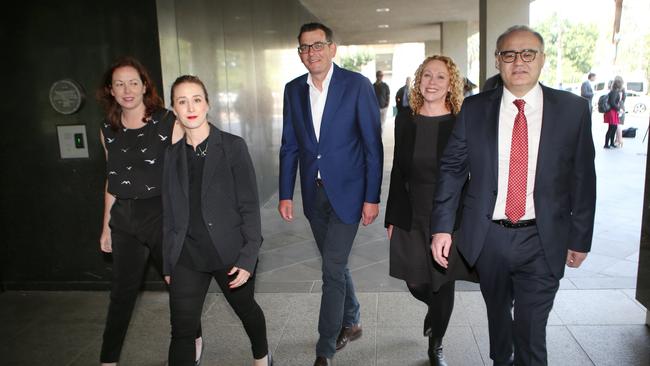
[389,183,477,291]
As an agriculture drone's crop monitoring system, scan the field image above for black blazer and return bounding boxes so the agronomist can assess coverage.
[385,110,418,230]
[162,125,262,274]
[431,85,596,279]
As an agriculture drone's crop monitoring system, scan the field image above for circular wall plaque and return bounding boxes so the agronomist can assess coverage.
[49,79,84,115]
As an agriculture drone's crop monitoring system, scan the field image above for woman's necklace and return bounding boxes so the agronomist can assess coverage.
[196,141,208,157]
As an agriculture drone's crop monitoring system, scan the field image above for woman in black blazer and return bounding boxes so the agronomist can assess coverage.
[162,75,271,366]
[385,55,476,366]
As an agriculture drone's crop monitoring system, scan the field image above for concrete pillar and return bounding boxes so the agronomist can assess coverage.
[425,40,441,57]
[442,21,469,77]
[479,0,530,87]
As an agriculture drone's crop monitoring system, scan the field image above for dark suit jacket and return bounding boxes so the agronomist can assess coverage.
[162,125,261,274]
[395,86,411,113]
[431,85,596,279]
[385,110,417,230]
[280,64,383,224]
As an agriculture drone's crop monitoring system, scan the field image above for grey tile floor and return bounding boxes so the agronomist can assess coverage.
[1,113,649,365]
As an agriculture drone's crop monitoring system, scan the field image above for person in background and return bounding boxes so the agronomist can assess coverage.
[163,75,271,366]
[97,56,201,366]
[385,55,477,366]
[614,76,627,147]
[374,70,391,131]
[279,22,383,366]
[463,77,477,97]
[604,75,624,149]
[482,73,503,91]
[395,76,412,115]
[580,72,596,113]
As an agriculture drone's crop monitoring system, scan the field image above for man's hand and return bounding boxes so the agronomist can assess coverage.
[431,233,453,268]
[566,250,588,268]
[387,224,393,240]
[361,202,379,226]
[278,199,293,222]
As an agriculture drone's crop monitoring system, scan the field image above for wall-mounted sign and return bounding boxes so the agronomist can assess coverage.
[49,79,85,115]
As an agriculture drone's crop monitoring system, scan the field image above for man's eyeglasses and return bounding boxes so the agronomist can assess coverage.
[297,41,331,54]
[496,49,539,63]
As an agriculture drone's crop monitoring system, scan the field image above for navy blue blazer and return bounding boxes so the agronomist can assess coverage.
[431,85,596,279]
[279,64,383,225]
[162,125,262,274]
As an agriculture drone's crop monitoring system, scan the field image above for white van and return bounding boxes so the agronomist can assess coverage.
[592,77,649,114]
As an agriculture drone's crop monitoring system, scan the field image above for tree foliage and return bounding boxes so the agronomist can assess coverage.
[537,13,599,86]
[339,52,373,72]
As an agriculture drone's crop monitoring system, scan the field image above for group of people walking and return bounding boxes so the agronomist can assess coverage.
[98,21,596,366]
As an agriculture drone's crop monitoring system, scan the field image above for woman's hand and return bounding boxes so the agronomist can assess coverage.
[228,267,251,289]
[164,276,171,285]
[99,227,112,253]
[387,224,394,240]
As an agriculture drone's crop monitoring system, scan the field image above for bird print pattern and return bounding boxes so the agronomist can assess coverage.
[101,109,175,199]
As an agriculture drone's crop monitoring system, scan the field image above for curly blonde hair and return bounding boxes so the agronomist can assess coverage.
[409,55,464,115]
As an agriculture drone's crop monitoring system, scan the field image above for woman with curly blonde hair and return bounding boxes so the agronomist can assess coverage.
[385,55,477,366]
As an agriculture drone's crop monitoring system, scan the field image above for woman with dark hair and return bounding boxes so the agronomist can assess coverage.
[385,55,477,366]
[97,56,201,365]
[163,75,271,366]
[604,76,624,149]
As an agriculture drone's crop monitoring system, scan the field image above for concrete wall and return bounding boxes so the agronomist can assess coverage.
[0,0,316,289]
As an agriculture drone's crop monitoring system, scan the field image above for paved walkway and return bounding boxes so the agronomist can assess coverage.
[1,112,649,365]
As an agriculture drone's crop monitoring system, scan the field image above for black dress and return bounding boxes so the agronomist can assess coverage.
[388,113,476,289]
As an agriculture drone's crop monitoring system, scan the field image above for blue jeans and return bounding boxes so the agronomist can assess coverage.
[309,186,361,358]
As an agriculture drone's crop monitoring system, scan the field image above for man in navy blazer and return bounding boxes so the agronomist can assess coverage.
[431,26,596,366]
[278,23,383,366]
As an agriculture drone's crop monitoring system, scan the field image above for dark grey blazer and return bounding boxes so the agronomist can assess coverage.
[162,124,261,275]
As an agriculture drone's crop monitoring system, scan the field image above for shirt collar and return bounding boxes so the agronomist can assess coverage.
[502,82,543,112]
[307,62,334,91]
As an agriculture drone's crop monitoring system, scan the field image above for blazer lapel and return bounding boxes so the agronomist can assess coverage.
[486,87,503,186]
[300,81,318,145]
[319,64,345,142]
[201,124,223,199]
[176,141,189,199]
[535,85,558,187]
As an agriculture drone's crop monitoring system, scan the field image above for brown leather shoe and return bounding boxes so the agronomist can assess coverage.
[313,356,330,366]
[335,323,362,350]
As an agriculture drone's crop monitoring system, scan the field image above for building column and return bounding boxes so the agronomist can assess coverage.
[425,40,441,57]
[441,21,469,77]
[479,0,530,87]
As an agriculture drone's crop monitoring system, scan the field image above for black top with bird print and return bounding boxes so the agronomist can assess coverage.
[102,108,175,199]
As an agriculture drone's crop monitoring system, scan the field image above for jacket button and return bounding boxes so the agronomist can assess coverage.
[317,154,321,159]
[207,222,213,227]
[486,214,492,219]
[492,190,497,196]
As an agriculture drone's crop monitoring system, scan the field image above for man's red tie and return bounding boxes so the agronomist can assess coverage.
[505,99,528,223]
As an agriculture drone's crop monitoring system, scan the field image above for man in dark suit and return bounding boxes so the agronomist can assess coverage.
[374,70,390,130]
[431,25,596,366]
[279,22,383,366]
[395,76,412,115]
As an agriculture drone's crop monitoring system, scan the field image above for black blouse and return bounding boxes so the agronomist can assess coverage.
[178,137,224,271]
[102,109,175,199]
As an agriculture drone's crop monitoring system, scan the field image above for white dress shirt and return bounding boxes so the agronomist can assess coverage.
[492,83,544,220]
[307,64,334,142]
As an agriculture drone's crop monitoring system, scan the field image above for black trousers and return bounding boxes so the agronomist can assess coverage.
[168,263,268,366]
[308,186,360,358]
[406,281,455,338]
[605,123,617,147]
[475,223,559,366]
[100,197,201,363]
